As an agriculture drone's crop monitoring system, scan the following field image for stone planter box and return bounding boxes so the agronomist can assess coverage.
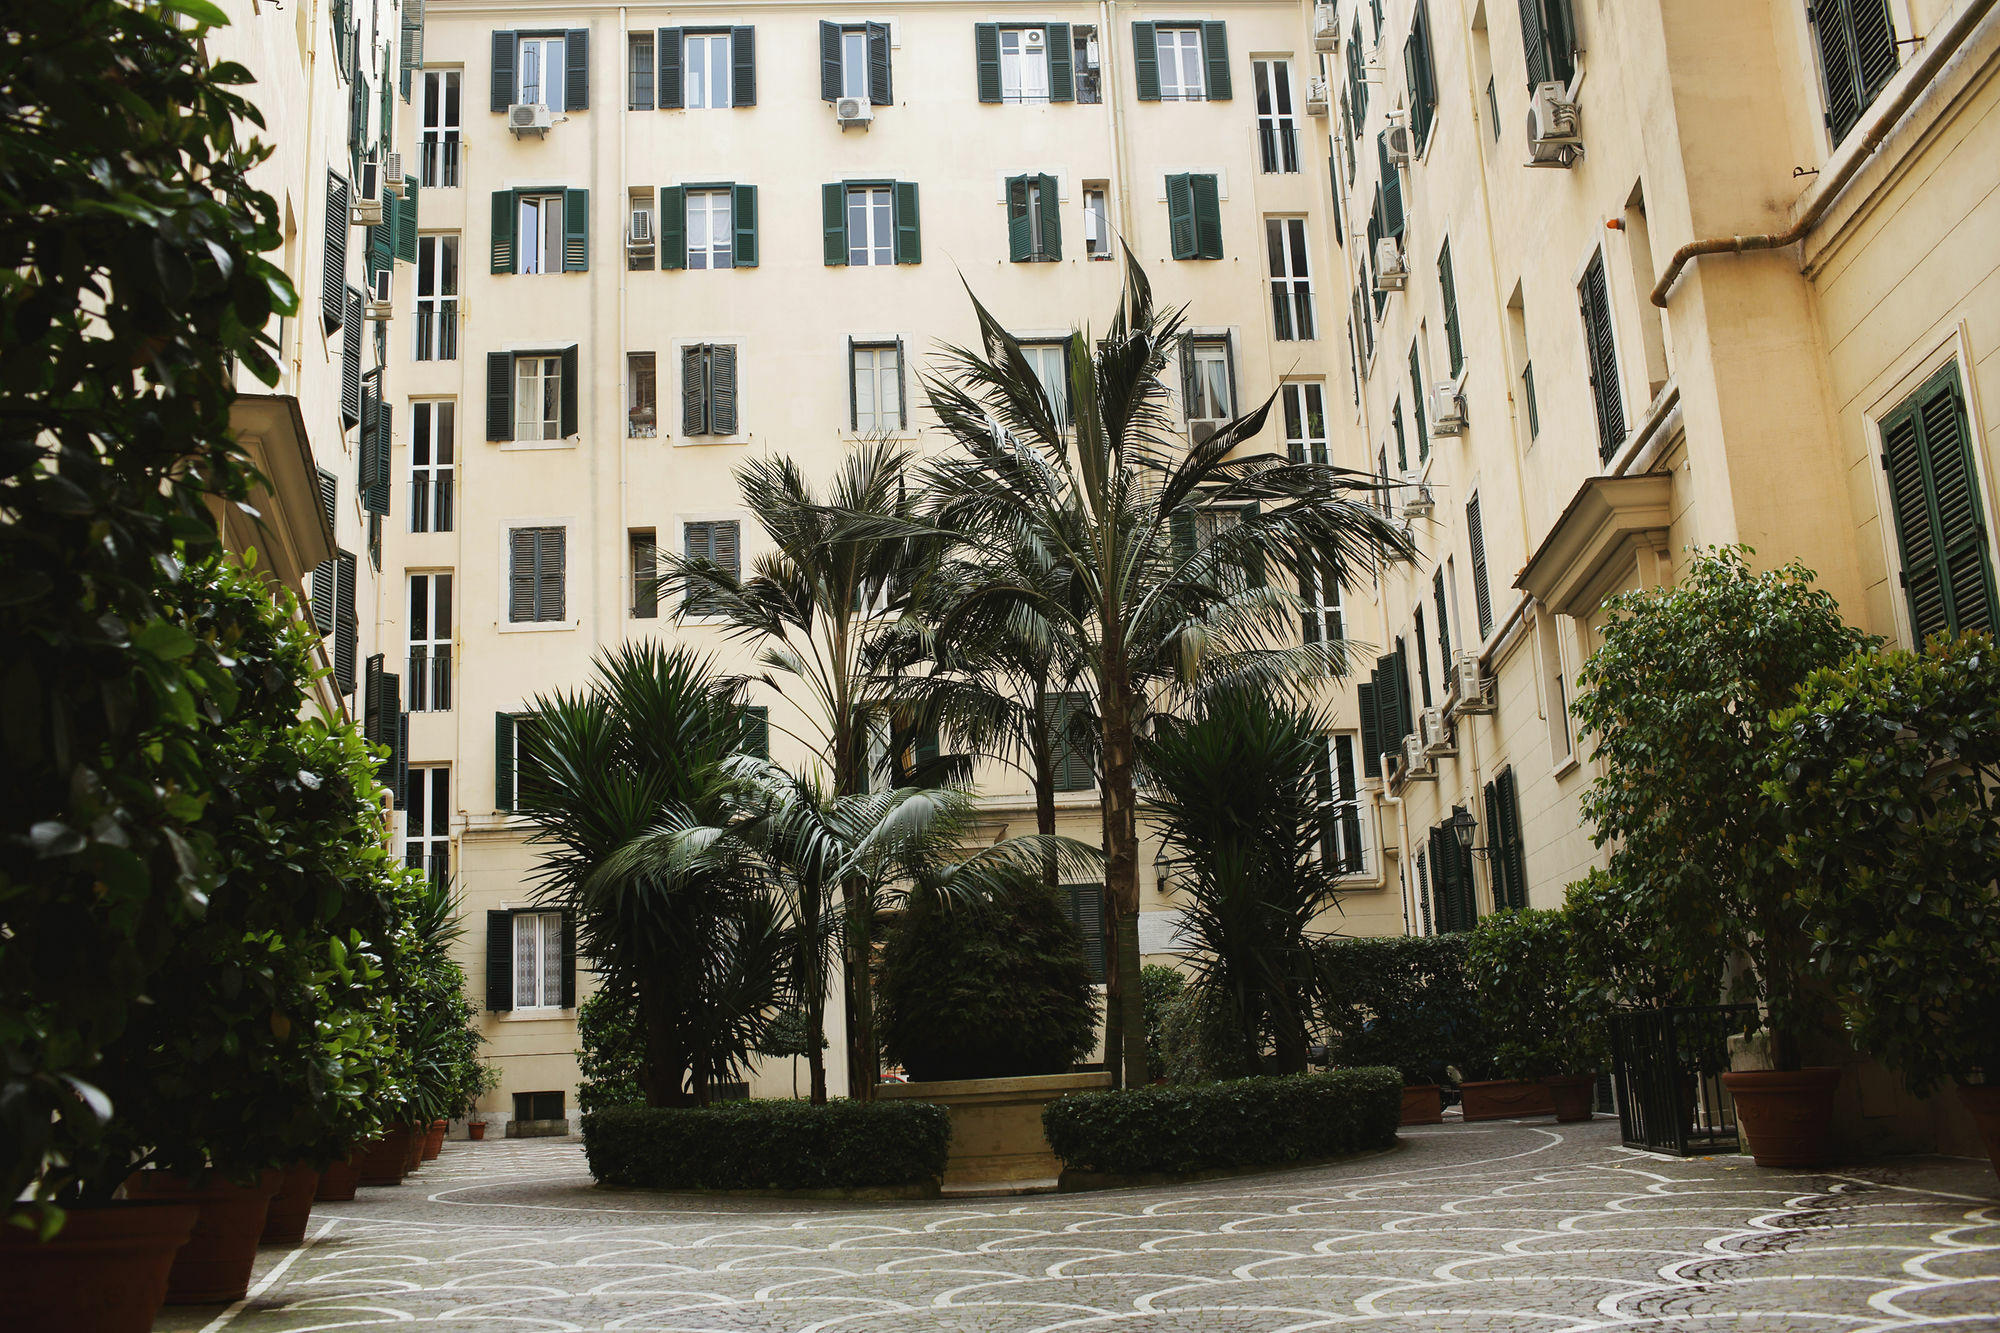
[1460,1078,1557,1121]
[877,1071,1112,1195]
[1400,1084,1444,1125]
[507,1117,573,1139]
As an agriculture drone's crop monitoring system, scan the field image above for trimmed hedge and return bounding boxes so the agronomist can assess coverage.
[1314,934,1496,1086]
[1042,1067,1402,1176]
[583,1100,951,1192]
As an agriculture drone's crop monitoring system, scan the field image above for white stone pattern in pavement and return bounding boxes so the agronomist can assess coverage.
[158,1120,2000,1333]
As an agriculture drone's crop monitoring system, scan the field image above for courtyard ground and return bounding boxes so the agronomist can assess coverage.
[158,1117,1999,1332]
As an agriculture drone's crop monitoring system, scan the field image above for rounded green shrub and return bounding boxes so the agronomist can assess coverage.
[877,876,1098,1083]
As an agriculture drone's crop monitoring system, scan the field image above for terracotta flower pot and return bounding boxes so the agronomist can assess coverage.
[1544,1074,1596,1123]
[467,1119,487,1141]
[354,1128,411,1186]
[314,1156,360,1201]
[401,1123,425,1174]
[1460,1078,1558,1121]
[423,1119,448,1160]
[1721,1066,1841,1167]
[1400,1084,1444,1125]
[124,1168,280,1304]
[1957,1083,2000,1180]
[260,1161,320,1246]
[0,1200,198,1333]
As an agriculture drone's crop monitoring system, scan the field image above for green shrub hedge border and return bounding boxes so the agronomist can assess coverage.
[583,1100,952,1194]
[1042,1067,1403,1178]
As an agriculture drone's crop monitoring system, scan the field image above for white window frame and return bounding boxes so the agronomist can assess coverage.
[1021,340,1070,425]
[1267,217,1317,341]
[686,189,734,269]
[847,184,894,267]
[1301,560,1343,642]
[404,765,450,883]
[1084,186,1112,259]
[516,193,564,276]
[407,572,453,713]
[1190,340,1232,421]
[851,342,904,433]
[1283,381,1329,463]
[512,910,565,1010]
[419,70,461,188]
[409,400,455,533]
[1323,734,1370,877]
[517,34,565,109]
[628,352,658,437]
[1156,27,1206,101]
[413,234,458,361]
[514,355,561,442]
[1000,27,1051,103]
[685,31,734,109]
[1253,59,1300,173]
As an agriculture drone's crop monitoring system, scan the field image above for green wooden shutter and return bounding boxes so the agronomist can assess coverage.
[562,188,589,271]
[1061,883,1107,982]
[1378,134,1404,237]
[559,344,579,437]
[866,22,892,104]
[1882,365,1998,640]
[742,705,770,758]
[559,910,577,1008]
[491,189,516,273]
[893,181,920,263]
[323,175,348,333]
[367,209,393,286]
[495,713,515,810]
[1036,173,1062,260]
[1166,173,1195,259]
[682,345,708,433]
[486,351,513,440]
[819,21,842,100]
[732,184,758,267]
[564,29,589,111]
[1439,239,1463,375]
[1410,346,1430,461]
[975,24,1002,103]
[1393,401,1408,471]
[1849,0,1899,122]
[537,527,566,620]
[1498,767,1526,909]
[822,182,848,265]
[1191,174,1222,259]
[1048,23,1074,101]
[1006,176,1032,261]
[1200,21,1231,100]
[659,185,686,270]
[1579,252,1624,461]
[1517,0,1547,86]
[1434,568,1452,665]
[490,30,515,111]
[657,27,683,108]
[1335,738,1362,871]
[710,345,738,435]
[1356,680,1381,778]
[1348,22,1368,124]
[1406,2,1436,146]
[340,288,362,425]
[397,181,419,262]
[1467,493,1493,638]
[486,911,515,1009]
[1132,21,1160,100]
[732,27,757,106]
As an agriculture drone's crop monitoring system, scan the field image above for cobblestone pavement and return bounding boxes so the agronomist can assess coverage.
[159,1118,2000,1333]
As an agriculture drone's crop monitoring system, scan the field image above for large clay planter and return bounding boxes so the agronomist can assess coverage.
[1400,1084,1444,1125]
[1722,1066,1841,1167]
[1957,1084,2000,1179]
[125,1168,280,1304]
[315,1156,360,1201]
[401,1123,425,1174]
[423,1119,448,1160]
[0,1200,199,1333]
[1460,1078,1557,1121]
[260,1162,320,1246]
[354,1128,412,1186]
[1544,1074,1596,1123]
[877,1071,1112,1193]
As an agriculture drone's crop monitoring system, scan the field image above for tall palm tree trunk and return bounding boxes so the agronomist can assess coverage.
[1098,646,1147,1091]
[801,885,829,1104]
[841,879,877,1098]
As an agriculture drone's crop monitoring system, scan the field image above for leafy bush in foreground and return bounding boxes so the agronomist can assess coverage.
[583,1100,951,1191]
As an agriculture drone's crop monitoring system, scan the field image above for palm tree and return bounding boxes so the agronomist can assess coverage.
[657,440,937,1097]
[1142,690,1345,1075]
[917,254,1411,1088]
[517,642,782,1106]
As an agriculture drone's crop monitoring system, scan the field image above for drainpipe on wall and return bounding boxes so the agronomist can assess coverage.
[1102,0,1133,244]
[1379,785,1414,935]
[618,7,630,640]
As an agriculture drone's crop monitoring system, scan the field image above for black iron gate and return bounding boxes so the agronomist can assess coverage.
[1607,1004,1755,1156]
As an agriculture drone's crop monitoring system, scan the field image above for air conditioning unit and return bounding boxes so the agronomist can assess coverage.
[1384,120,1415,167]
[1305,77,1330,117]
[1189,419,1222,446]
[508,102,554,137]
[1526,81,1582,167]
[1374,236,1407,291]
[365,267,392,318]
[1401,731,1435,779]
[1431,383,1468,436]
[1453,652,1494,713]
[1314,4,1340,51]
[1402,484,1435,521]
[628,209,654,246]
[835,97,874,128]
[1421,706,1456,757]
[382,152,405,189]
[1024,27,1044,48]
[353,159,384,226]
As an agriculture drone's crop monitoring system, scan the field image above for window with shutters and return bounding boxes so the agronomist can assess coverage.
[1347,20,1368,129]
[1578,250,1626,460]
[1516,0,1577,89]
[1438,239,1464,378]
[684,32,733,108]
[1020,341,1070,425]
[841,27,870,99]
[1467,492,1494,640]
[850,341,905,433]
[507,526,567,623]
[1409,344,1431,462]
[738,705,771,758]
[628,353,657,437]
[682,520,742,616]
[1266,217,1316,341]
[686,190,734,268]
[414,234,458,361]
[1427,823,1477,931]
[514,355,562,441]
[1414,847,1434,934]
[629,530,658,618]
[1165,173,1224,260]
[410,401,455,534]
[419,71,461,187]
[629,34,655,109]
[516,34,566,109]
[1185,338,1233,425]
[1413,608,1434,709]
[1001,28,1051,102]
[1006,174,1061,262]
[1392,401,1409,472]
[1283,382,1329,463]
[516,193,564,275]
[847,184,894,266]
[513,910,566,1008]
[1254,60,1300,173]
[659,184,757,271]
[1879,361,1998,642]
[1315,734,1369,876]
[681,344,739,436]
[823,181,918,266]
[1406,1,1438,150]
[819,22,891,104]
[1084,186,1112,259]
[1157,27,1206,100]
[404,766,450,885]
[407,573,453,712]
[494,711,537,812]
[1485,766,1528,910]
[1073,26,1102,103]
[1045,691,1094,792]
[1811,0,1898,144]
[1060,883,1109,983]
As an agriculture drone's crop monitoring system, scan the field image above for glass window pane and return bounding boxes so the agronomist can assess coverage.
[847,190,867,265]
[873,190,892,264]
[516,914,536,1005]
[844,31,867,98]
[541,914,562,1006]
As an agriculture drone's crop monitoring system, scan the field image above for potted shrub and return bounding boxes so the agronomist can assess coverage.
[1315,935,1497,1123]
[1769,633,2000,1178]
[1570,547,1874,1166]
[462,1062,503,1143]
[1467,908,1602,1122]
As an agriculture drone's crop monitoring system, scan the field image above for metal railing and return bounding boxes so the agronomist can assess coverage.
[408,645,452,712]
[411,472,454,533]
[1608,1004,1754,1156]
[1258,121,1302,174]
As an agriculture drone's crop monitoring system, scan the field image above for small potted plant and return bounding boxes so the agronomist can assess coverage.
[1467,908,1602,1123]
[464,1063,503,1141]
